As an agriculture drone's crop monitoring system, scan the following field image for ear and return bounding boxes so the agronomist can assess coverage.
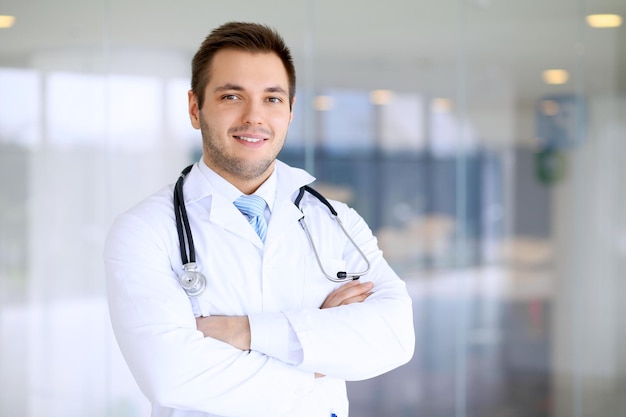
[289,95,296,123]
[188,90,201,130]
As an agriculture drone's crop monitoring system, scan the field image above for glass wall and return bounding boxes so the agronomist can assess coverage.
[1,1,625,416]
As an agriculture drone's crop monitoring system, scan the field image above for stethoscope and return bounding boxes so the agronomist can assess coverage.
[174,164,371,297]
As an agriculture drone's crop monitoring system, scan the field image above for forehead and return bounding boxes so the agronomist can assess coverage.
[207,49,289,90]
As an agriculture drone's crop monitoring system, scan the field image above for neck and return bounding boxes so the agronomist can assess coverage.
[233,175,268,195]
[203,156,275,195]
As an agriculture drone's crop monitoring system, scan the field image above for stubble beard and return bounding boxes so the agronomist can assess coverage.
[199,115,283,182]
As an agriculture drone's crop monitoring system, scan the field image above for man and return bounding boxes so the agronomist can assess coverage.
[104,21,414,417]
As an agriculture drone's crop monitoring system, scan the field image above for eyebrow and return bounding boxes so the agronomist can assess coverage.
[214,83,288,95]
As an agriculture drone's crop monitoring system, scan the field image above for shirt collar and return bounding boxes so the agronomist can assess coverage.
[196,159,277,212]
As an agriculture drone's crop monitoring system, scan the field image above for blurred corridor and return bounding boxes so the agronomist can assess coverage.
[1,1,625,416]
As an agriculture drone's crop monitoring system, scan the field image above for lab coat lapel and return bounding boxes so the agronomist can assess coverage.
[210,196,264,248]
[182,164,263,248]
[267,197,305,242]
[267,161,316,242]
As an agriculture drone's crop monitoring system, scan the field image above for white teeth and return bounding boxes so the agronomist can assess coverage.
[238,136,263,143]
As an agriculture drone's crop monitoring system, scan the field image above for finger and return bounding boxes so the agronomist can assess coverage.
[339,291,373,306]
[334,281,373,299]
[321,282,374,308]
[324,285,368,306]
[334,280,364,292]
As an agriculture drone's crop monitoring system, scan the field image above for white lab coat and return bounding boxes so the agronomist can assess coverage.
[104,161,414,417]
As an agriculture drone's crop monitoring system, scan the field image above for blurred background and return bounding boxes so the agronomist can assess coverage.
[0,0,625,416]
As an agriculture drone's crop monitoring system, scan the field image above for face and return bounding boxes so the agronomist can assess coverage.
[188,49,294,193]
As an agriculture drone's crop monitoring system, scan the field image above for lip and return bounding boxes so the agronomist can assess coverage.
[232,134,269,148]
[233,134,267,142]
[229,125,273,146]
[231,128,271,144]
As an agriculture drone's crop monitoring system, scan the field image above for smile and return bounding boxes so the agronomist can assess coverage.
[235,136,265,143]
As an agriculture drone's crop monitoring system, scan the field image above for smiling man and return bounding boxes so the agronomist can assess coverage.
[189,48,293,194]
[104,22,414,417]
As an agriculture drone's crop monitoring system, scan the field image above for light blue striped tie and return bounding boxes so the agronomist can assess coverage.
[234,194,268,242]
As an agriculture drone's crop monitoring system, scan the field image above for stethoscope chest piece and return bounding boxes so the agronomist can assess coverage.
[173,165,370,296]
[179,262,206,297]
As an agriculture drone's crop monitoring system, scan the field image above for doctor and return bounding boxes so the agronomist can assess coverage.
[104,21,414,417]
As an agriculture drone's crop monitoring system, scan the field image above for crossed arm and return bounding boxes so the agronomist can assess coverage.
[195,279,374,370]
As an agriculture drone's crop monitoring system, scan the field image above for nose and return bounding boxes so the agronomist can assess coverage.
[242,100,263,125]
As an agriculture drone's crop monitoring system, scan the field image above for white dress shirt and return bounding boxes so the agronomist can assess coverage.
[104,160,415,417]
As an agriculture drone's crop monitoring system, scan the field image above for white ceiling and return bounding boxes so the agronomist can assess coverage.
[1,0,625,107]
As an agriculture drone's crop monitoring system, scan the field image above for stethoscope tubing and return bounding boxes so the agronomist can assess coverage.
[174,165,371,297]
[174,165,195,265]
[295,185,370,281]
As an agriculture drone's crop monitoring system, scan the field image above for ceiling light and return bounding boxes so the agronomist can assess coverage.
[586,14,622,28]
[370,89,393,106]
[542,69,569,85]
[0,15,15,29]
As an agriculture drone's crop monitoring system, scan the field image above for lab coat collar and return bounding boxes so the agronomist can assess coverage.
[268,161,317,244]
[180,159,315,205]
[273,160,316,201]
[180,160,316,248]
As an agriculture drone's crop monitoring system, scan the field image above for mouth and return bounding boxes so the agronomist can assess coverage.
[234,135,266,143]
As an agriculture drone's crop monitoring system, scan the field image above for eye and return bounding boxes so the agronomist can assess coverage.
[221,94,240,101]
[267,96,283,103]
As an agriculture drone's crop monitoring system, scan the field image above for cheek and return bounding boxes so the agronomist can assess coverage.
[202,110,234,133]
[271,113,293,132]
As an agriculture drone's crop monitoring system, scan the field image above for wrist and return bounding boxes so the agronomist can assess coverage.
[233,316,251,351]
[196,316,251,351]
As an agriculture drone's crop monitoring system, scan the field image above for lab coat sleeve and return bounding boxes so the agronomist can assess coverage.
[104,208,315,417]
[248,312,303,365]
[283,205,415,381]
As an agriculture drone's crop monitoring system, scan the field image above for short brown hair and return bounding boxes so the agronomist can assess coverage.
[191,21,296,109]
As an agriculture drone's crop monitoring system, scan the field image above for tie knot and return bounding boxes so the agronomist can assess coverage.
[234,194,266,218]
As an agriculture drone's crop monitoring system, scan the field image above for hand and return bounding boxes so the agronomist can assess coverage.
[198,317,328,379]
[320,279,374,309]
[195,316,251,351]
